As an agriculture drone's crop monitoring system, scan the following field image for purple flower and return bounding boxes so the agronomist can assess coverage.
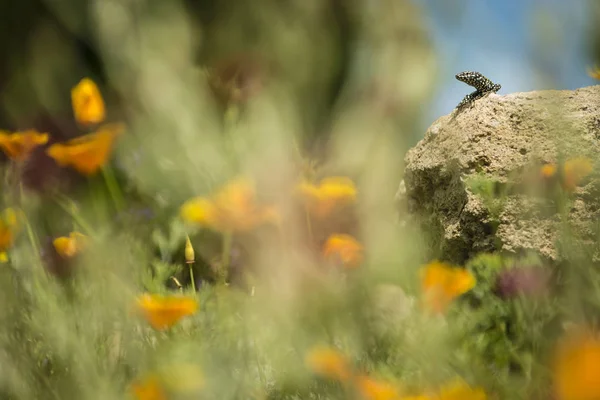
[495,266,551,299]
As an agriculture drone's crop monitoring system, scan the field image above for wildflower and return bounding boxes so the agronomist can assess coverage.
[553,329,600,400]
[131,375,167,400]
[0,130,49,161]
[587,66,600,80]
[421,261,475,313]
[437,379,487,400]
[305,346,352,382]
[185,236,195,264]
[297,176,357,218]
[323,234,364,269]
[495,266,551,299]
[137,293,198,330]
[46,123,124,175]
[71,78,106,125]
[180,178,279,232]
[354,375,402,400]
[0,252,7,263]
[562,157,593,192]
[52,232,88,258]
[0,208,19,252]
[540,163,558,179]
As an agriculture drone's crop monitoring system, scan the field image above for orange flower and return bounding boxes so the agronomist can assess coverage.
[0,208,19,252]
[52,232,88,258]
[323,234,364,269]
[354,375,402,400]
[131,375,168,400]
[553,329,600,400]
[72,78,106,125]
[437,379,487,400]
[180,178,279,232]
[46,123,124,175]
[562,157,593,192]
[587,66,600,80]
[305,346,352,382]
[421,261,475,313]
[297,176,357,218]
[0,130,49,161]
[137,293,198,330]
[540,163,558,179]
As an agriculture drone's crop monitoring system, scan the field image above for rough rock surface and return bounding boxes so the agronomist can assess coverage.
[400,85,600,264]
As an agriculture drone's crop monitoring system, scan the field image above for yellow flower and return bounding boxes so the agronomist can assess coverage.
[562,157,593,192]
[0,208,19,252]
[553,329,600,400]
[587,66,600,80]
[137,293,198,330]
[180,178,279,232]
[297,176,357,218]
[305,346,352,382]
[46,123,124,176]
[354,375,402,400]
[72,78,106,125]
[421,261,475,313]
[130,375,167,400]
[52,232,88,258]
[323,234,364,269]
[0,252,7,263]
[437,379,487,400]
[0,130,49,161]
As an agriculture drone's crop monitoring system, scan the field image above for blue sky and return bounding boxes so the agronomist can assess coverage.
[415,0,596,120]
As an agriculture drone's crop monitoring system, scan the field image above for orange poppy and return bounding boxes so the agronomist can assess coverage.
[421,261,475,313]
[131,375,168,400]
[553,329,600,400]
[46,123,124,175]
[52,232,88,258]
[322,234,364,269]
[0,130,49,161]
[354,375,402,400]
[137,294,198,330]
[180,178,279,233]
[297,176,357,218]
[305,346,352,382]
[72,78,106,125]
[562,157,593,192]
[0,208,19,252]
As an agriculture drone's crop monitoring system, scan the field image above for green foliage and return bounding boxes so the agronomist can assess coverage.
[465,173,507,223]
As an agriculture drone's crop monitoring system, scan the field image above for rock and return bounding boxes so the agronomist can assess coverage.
[401,85,600,264]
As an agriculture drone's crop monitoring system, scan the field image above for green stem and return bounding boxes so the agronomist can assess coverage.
[53,195,95,235]
[101,166,125,211]
[23,215,41,263]
[220,231,233,285]
[224,104,240,171]
[188,262,197,292]
[18,182,41,261]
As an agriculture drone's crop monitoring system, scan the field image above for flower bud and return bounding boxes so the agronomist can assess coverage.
[185,236,195,264]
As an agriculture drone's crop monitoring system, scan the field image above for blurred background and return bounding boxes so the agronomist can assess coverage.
[1,0,598,147]
[0,1,599,399]
[419,0,597,120]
